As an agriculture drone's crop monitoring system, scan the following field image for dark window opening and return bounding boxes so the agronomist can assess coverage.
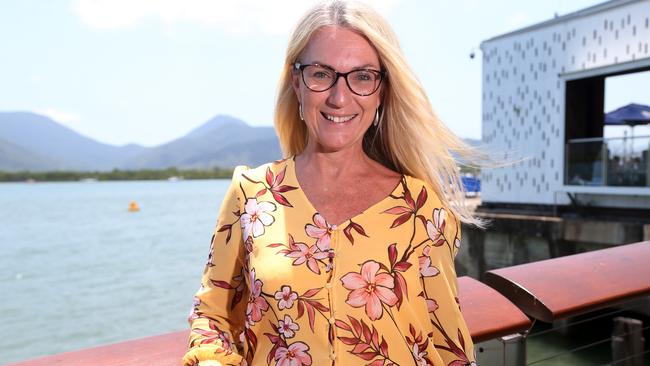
[564,67,650,187]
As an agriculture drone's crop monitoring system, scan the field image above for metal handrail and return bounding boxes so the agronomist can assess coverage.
[568,135,650,143]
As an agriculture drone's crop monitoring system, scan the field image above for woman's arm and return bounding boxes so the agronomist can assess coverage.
[182,166,250,366]
[419,208,476,366]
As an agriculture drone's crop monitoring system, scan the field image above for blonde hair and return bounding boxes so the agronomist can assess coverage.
[274,0,486,227]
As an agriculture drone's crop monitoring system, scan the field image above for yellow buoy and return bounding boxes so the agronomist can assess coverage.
[128,201,140,212]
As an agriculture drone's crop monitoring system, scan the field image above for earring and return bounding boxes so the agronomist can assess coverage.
[299,103,304,121]
[373,107,380,127]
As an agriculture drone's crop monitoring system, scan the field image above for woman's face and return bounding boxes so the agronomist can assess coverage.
[292,26,383,153]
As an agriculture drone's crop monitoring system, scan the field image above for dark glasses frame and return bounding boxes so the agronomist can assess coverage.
[293,62,385,96]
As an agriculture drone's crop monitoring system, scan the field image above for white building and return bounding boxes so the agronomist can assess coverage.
[480,0,650,211]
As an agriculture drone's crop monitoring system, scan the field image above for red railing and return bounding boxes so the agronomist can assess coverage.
[484,240,650,322]
[8,331,188,366]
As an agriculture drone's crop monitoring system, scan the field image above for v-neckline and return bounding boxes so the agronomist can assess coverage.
[288,156,405,228]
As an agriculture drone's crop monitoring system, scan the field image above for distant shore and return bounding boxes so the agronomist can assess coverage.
[0,167,234,182]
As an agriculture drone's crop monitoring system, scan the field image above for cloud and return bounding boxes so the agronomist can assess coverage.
[72,0,399,34]
[36,108,81,123]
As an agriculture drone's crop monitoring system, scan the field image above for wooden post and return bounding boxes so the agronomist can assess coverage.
[611,317,644,366]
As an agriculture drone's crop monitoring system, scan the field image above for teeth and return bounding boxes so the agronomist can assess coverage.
[325,113,355,123]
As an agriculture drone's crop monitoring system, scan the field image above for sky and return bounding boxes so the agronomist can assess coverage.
[2,0,643,147]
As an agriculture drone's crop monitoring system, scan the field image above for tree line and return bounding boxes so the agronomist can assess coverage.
[0,167,234,182]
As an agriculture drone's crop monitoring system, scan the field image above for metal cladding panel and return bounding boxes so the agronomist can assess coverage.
[481,1,650,204]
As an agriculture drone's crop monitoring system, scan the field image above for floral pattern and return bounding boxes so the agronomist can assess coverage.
[241,198,277,240]
[274,342,312,366]
[419,245,440,278]
[269,234,329,275]
[305,213,333,251]
[246,269,269,326]
[341,260,398,321]
[183,158,475,366]
[278,315,299,338]
[274,286,298,310]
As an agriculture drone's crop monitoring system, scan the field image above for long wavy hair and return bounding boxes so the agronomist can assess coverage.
[274,0,485,226]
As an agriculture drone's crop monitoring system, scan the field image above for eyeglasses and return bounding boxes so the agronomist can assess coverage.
[294,62,385,96]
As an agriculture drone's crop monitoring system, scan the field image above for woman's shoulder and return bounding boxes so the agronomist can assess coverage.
[399,173,445,208]
[231,157,294,187]
[407,174,464,247]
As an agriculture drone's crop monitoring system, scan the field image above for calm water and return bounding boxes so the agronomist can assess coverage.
[0,179,230,364]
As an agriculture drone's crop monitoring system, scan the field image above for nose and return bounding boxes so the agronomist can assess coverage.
[326,74,352,107]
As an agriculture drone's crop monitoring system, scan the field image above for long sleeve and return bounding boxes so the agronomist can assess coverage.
[419,208,476,366]
[183,166,249,366]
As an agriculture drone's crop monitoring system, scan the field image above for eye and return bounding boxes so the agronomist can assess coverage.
[312,71,332,79]
[353,71,376,82]
[306,66,333,79]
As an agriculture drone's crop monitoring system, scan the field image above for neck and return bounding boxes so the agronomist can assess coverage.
[296,143,373,182]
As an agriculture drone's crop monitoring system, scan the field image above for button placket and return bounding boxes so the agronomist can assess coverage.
[327,228,340,363]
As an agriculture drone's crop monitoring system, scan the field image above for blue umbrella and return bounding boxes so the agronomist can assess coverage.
[604,103,650,126]
[604,103,650,160]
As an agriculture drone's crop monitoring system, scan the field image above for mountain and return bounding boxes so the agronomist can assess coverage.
[0,112,282,171]
[0,137,64,171]
[0,112,147,171]
[123,115,281,169]
[183,114,246,139]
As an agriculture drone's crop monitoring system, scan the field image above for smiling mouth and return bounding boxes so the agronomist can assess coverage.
[321,112,358,123]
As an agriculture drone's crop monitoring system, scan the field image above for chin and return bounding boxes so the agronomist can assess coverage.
[312,135,364,153]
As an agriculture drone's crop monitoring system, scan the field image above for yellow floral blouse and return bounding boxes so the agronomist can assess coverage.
[183,157,476,366]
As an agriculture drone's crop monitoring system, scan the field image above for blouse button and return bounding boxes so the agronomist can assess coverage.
[325,282,332,289]
[329,317,336,325]
[329,352,336,360]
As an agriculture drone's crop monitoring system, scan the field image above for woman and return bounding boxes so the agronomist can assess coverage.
[183,1,479,365]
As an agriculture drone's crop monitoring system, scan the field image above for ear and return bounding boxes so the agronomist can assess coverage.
[377,79,386,109]
[290,67,302,103]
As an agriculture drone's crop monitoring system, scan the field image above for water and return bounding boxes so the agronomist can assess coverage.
[0,180,230,364]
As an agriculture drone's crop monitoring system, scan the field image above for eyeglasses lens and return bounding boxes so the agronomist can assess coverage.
[302,65,380,96]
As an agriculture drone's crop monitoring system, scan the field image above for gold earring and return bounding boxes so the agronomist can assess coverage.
[373,107,380,126]
[299,103,304,121]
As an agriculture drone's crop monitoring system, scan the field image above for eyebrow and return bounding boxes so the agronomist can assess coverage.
[309,61,381,71]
